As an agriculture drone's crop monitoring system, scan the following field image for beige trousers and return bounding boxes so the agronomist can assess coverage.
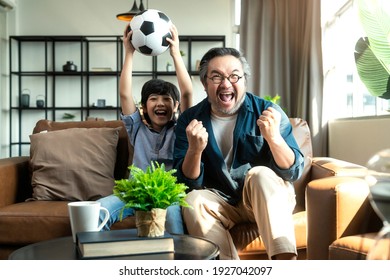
[182,166,297,260]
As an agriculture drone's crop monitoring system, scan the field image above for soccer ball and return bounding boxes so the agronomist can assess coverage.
[129,9,172,56]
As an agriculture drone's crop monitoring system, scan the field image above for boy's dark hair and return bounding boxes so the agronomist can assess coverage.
[141,79,180,106]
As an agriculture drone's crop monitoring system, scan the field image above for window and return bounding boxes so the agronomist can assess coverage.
[322,0,390,119]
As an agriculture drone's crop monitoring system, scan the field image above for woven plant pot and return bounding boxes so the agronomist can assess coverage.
[135,208,167,237]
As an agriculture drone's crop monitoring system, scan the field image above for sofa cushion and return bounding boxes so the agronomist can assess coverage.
[0,201,136,245]
[29,127,120,201]
[0,201,71,244]
[32,119,133,180]
[231,211,307,258]
[329,233,378,260]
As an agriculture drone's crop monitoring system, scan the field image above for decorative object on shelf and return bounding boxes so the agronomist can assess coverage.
[130,9,173,56]
[21,89,30,108]
[116,0,146,21]
[113,161,189,237]
[36,95,45,108]
[62,113,75,120]
[166,62,172,72]
[365,149,390,259]
[196,60,201,71]
[96,99,106,108]
[63,61,77,72]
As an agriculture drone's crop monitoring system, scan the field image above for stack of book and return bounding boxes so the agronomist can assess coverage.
[76,229,174,259]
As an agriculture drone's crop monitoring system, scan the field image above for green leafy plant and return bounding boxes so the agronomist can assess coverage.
[62,113,75,119]
[113,162,189,214]
[354,0,390,99]
[263,94,281,105]
[263,94,287,112]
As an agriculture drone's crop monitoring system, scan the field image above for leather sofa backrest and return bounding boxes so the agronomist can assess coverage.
[289,118,313,213]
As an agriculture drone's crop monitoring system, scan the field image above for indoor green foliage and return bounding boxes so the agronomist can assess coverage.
[263,94,281,104]
[355,0,390,99]
[113,162,189,213]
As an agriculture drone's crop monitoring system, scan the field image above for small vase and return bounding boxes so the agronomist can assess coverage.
[135,208,167,237]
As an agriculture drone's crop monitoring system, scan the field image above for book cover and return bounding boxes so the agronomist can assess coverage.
[76,229,174,259]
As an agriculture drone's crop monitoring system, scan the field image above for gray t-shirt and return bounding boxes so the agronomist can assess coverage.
[121,109,176,172]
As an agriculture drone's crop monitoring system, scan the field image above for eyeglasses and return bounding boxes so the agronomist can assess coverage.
[207,74,243,84]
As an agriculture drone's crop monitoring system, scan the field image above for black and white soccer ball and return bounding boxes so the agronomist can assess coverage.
[129,9,172,56]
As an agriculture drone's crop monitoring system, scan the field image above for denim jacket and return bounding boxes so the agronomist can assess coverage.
[173,92,304,204]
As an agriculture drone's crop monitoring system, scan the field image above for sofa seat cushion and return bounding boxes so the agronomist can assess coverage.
[0,201,71,244]
[329,233,381,260]
[0,201,137,245]
[231,211,307,258]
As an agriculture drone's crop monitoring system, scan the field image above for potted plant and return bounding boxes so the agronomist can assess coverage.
[354,0,390,99]
[264,94,281,105]
[113,161,189,237]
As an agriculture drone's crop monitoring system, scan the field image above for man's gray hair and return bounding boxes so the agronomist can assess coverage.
[198,47,251,85]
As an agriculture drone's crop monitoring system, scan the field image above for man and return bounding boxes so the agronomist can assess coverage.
[173,47,304,260]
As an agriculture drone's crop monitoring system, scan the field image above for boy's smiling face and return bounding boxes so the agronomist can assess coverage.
[143,93,179,132]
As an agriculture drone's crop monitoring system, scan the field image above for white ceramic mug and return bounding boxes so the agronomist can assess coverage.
[68,201,110,243]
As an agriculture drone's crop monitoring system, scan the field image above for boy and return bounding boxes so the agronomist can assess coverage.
[98,24,192,234]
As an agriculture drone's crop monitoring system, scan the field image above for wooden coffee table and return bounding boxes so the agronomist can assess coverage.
[9,232,220,260]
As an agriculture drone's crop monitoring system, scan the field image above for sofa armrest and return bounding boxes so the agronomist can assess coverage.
[306,176,374,259]
[0,157,31,207]
[311,157,367,180]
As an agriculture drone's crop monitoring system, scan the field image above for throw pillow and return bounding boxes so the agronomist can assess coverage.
[29,127,120,201]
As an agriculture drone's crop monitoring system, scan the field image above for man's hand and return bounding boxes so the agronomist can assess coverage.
[257,107,295,169]
[186,119,208,153]
[256,107,282,143]
[181,119,208,180]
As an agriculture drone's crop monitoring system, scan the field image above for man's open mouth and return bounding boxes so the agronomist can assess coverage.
[218,92,234,103]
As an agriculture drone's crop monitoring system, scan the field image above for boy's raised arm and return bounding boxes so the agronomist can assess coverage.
[119,24,137,116]
[168,25,193,112]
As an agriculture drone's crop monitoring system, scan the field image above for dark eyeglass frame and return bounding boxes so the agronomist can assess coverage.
[207,73,244,84]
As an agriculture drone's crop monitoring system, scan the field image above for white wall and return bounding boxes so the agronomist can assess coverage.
[1,0,236,158]
[329,116,390,166]
[16,0,234,40]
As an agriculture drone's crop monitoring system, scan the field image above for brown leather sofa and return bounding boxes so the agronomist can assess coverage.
[0,118,367,260]
[307,176,383,259]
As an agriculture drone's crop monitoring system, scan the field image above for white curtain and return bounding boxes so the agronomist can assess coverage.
[240,0,326,156]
